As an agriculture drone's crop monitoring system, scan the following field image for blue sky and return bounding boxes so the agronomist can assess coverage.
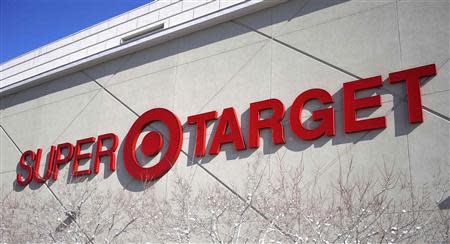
[0,0,151,63]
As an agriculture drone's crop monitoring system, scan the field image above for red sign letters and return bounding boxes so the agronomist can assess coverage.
[16,64,437,185]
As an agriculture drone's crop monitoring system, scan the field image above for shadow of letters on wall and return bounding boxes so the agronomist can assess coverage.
[14,64,437,192]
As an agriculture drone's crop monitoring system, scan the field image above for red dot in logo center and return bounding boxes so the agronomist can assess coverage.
[141,131,163,157]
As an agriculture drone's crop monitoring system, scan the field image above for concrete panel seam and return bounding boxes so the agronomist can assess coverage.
[0,170,16,175]
[395,0,404,68]
[2,58,135,240]
[405,134,414,206]
[82,71,140,118]
[231,19,450,123]
[0,125,95,243]
[298,98,403,194]
[231,20,363,79]
[172,39,180,112]
[0,89,101,120]
[94,53,136,87]
[0,126,23,155]
[181,150,296,240]
[423,89,450,96]
[45,55,135,145]
[423,106,450,122]
[51,89,103,144]
[168,40,181,201]
[80,69,297,241]
[105,39,268,88]
[285,0,312,23]
[274,1,395,39]
[196,40,269,113]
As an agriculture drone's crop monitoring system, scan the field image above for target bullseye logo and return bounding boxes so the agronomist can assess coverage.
[141,131,163,157]
[123,108,183,181]
[15,64,437,187]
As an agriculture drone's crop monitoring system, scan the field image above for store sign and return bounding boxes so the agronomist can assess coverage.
[16,64,437,186]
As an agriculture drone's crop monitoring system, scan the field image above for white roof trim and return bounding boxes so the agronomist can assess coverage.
[1,0,286,96]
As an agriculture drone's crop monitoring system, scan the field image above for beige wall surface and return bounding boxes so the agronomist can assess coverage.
[1,0,449,242]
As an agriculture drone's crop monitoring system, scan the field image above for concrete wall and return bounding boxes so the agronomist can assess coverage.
[1,0,449,242]
[0,0,255,89]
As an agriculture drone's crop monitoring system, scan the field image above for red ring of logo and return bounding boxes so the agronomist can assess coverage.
[123,108,183,181]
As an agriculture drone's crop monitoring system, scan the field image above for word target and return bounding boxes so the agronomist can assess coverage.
[16,64,436,185]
